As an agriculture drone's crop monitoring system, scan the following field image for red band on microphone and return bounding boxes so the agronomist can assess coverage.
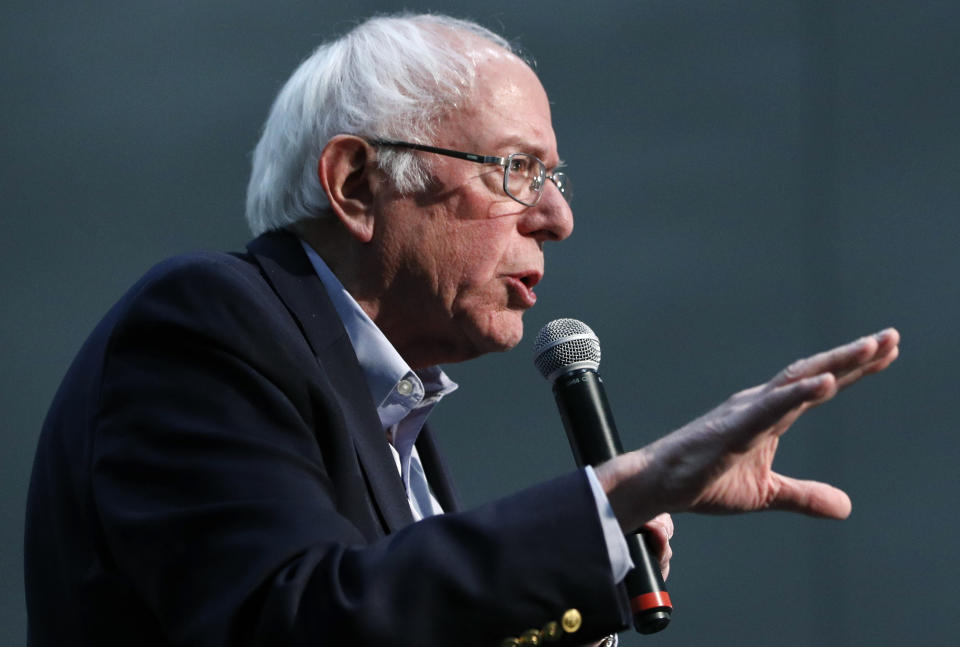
[631,591,672,613]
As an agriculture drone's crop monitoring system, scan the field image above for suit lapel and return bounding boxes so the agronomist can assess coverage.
[416,425,462,513]
[246,230,415,534]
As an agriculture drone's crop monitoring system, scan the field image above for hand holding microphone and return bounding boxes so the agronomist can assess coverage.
[533,319,673,634]
[534,319,901,634]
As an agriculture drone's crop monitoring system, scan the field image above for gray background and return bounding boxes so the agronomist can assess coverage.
[3,2,958,645]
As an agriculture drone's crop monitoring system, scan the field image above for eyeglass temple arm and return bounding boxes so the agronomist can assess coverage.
[370,139,506,166]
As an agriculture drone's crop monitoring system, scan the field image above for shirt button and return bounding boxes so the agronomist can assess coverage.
[397,379,414,396]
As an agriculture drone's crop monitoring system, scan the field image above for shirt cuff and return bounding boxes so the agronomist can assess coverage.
[584,465,634,584]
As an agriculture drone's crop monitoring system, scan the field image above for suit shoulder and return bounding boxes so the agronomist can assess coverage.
[112,248,289,320]
[136,249,264,296]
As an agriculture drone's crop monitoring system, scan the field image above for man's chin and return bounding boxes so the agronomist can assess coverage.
[445,313,524,364]
[474,313,525,354]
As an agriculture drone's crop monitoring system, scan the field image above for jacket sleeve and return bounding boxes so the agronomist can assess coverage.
[91,255,631,647]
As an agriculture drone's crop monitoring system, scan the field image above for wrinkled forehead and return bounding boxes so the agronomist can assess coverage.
[439,44,557,162]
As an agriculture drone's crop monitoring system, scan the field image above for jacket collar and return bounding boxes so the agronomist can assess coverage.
[246,229,416,534]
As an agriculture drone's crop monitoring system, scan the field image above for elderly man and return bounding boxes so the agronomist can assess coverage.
[25,13,899,647]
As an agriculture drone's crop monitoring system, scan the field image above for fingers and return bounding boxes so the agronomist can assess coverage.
[642,513,674,581]
[727,374,837,444]
[771,328,900,390]
[643,512,674,544]
[768,473,852,519]
[834,332,900,391]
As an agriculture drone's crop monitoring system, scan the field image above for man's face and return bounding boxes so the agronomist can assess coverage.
[370,51,574,368]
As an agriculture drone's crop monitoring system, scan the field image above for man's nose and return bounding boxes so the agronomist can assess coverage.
[518,183,574,242]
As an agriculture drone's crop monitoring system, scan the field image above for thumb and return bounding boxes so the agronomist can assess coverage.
[769,473,852,519]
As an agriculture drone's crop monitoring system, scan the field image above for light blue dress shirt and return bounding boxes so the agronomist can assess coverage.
[300,240,632,581]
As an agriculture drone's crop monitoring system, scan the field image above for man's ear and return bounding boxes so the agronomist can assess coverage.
[318,135,378,243]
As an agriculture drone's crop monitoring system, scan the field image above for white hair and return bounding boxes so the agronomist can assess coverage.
[245,13,518,235]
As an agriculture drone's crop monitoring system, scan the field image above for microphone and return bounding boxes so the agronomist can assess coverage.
[533,318,672,635]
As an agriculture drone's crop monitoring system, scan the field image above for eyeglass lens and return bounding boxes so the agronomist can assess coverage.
[504,154,572,205]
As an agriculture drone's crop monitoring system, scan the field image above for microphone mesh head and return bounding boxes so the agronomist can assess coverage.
[532,318,601,382]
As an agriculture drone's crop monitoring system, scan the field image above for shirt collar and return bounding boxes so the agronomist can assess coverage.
[299,240,458,430]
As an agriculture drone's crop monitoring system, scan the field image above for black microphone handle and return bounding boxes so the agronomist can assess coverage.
[553,368,672,635]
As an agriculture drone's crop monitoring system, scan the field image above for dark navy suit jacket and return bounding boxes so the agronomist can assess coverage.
[25,230,629,646]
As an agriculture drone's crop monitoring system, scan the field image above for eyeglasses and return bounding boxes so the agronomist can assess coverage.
[370,139,572,207]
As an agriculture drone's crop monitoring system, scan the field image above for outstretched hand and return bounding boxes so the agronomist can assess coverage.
[597,328,900,533]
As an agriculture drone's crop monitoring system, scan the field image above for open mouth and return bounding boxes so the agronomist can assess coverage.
[506,271,542,308]
[514,271,542,289]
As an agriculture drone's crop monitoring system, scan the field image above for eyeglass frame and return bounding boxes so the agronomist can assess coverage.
[368,138,571,207]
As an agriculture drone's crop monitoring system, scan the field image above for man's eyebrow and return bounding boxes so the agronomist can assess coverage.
[492,135,539,154]
[492,136,559,166]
